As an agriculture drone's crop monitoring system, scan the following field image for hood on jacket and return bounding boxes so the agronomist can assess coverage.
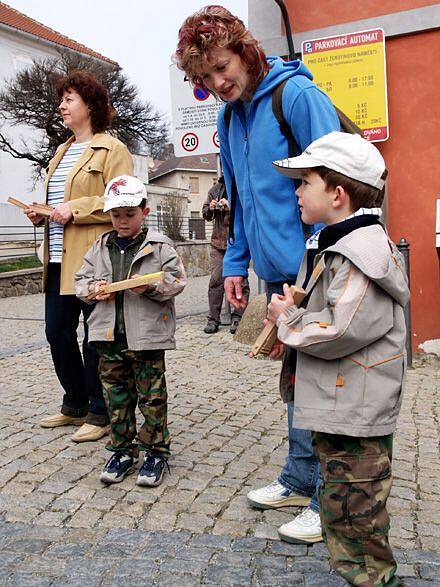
[97,227,173,249]
[251,57,313,102]
[326,224,410,308]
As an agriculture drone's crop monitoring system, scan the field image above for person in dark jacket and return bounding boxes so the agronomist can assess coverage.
[202,177,249,334]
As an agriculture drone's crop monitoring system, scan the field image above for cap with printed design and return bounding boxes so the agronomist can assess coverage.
[103,175,147,212]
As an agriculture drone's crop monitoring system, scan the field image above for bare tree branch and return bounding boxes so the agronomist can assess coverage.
[0,49,169,178]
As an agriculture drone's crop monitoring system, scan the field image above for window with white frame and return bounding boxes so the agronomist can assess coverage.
[156,205,165,231]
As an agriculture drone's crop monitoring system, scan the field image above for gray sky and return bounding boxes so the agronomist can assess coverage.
[6,1,248,121]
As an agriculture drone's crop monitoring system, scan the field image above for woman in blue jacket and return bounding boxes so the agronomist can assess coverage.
[175,5,340,544]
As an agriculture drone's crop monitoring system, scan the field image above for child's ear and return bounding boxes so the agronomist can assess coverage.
[142,207,150,218]
[332,186,348,209]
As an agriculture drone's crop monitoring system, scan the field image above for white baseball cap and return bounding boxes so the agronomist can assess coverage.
[272,131,388,190]
[103,175,147,212]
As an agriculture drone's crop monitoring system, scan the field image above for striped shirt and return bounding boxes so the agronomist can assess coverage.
[47,141,90,262]
[306,207,382,250]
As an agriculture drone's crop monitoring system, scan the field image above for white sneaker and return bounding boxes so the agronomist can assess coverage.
[247,480,311,510]
[278,507,323,544]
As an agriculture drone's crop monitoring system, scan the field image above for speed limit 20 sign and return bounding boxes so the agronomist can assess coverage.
[170,63,223,157]
[181,132,199,152]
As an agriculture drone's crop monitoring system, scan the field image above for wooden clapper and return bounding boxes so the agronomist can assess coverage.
[234,285,306,356]
[86,271,164,301]
[7,196,53,217]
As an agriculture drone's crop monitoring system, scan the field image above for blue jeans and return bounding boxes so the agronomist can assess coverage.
[266,280,321,513]
[45,263,108,424]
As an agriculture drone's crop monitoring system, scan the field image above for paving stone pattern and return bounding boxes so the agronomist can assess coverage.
[0,279,438,585]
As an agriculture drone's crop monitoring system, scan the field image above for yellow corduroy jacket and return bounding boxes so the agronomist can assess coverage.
[41,133,133,294]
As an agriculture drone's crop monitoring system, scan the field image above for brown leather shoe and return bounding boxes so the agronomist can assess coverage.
[40,414,86,428]
[71,423,110,443]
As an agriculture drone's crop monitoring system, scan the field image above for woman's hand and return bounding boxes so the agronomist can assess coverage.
[218,198,229,209]
[267,283,295,323]
[50,202,73,225]
[129,274,155,294]
[93,280,114,302]
[24,204,44,226]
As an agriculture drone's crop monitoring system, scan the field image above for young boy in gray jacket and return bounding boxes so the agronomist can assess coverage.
[75,175,186,487]
[270,132,409,587]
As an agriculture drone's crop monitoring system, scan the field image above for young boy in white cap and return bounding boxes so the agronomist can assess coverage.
[75,175,186,486]
[269,132,409,586]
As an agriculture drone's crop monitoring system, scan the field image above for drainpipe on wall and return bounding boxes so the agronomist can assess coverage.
[397,238,413,368]
[273,0,295,59]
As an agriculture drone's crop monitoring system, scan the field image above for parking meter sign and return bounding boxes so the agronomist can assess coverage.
[302,28,388,142]
[170,63,223,157]
[181,132,199,153]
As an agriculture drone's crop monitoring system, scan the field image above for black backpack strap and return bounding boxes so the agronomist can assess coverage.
[224,104,238,245]
[334,105,363,136]
[227,175,237,245]
[272,79,301,157]
[272,80,312,241]
[224,103,233,129]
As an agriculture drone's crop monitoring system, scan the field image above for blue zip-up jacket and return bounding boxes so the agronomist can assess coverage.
[218,56,340,283]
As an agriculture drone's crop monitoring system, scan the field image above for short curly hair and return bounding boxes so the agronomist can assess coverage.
[56,70,114,134]
[174,5,269,98]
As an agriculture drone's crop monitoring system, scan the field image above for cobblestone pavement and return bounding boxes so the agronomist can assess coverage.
[0,278,438,585]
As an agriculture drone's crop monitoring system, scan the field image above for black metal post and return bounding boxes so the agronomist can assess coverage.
[397,238,412,368]
[273,0,295,59]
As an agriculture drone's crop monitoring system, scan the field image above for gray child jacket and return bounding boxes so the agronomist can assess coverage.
[277,224,410,437]
[75,229,187,351]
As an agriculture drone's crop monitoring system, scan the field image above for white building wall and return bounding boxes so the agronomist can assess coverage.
[0,27,63,225]
[151,170,216,216]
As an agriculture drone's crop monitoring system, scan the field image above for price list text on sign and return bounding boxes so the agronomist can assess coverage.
[302,28,388,142]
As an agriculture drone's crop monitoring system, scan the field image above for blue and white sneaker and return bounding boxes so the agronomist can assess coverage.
[136,453,170,487]
[247,480,311,509]
[100,452,135,484]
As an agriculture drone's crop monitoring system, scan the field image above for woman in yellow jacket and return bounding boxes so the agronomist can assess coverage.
[25,70,133,442]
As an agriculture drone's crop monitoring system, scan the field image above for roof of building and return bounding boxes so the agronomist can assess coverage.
[149,153,217,181]
[0,2,117,65]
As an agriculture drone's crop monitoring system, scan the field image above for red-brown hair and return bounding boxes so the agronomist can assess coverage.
[56,70,114,134]
[174,5,269,98]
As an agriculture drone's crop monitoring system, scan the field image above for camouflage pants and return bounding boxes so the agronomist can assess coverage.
[312,432,397,587]
[96,339,170,457]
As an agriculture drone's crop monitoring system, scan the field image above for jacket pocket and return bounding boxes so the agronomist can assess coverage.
[348,353,404,422]
[319,449,392,538]
[82,160,104,173]
[295,353,339,411]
